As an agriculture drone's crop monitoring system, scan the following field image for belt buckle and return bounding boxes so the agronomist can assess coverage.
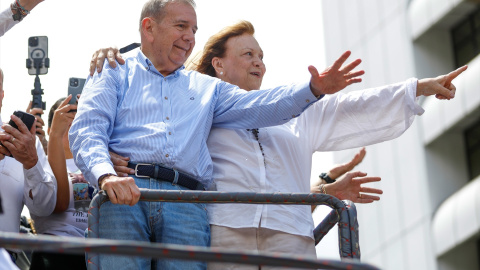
[135,163,151,178]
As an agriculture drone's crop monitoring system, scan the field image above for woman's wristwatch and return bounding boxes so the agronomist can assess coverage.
[319,172,336,184]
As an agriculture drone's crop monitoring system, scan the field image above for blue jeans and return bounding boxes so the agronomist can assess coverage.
[97,177,210,269]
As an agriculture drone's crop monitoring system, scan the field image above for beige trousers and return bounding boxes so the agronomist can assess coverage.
[208,225,316,270]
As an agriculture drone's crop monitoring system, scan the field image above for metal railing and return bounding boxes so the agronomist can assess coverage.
[83,189,372,269]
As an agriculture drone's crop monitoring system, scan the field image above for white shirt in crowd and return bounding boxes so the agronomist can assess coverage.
[207,78,424,239]
[0,116,57,234]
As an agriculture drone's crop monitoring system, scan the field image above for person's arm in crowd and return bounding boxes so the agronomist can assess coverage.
[26,101,48,154]
[0,0,44,37]
[0,113,56,216]
[48,96,76,213]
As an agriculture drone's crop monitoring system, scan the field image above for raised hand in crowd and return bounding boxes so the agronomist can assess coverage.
[311,147,382,212]
[47,95,77,213]
[325,171,382,204]
[0,114,38,169]
[308,50,364,96]
[26,101,48,153]
[416,65,468,100]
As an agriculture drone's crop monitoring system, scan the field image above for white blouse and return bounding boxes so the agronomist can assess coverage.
[206,78,424,239]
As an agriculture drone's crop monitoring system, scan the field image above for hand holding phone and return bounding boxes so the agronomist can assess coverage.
[0,111,37,162]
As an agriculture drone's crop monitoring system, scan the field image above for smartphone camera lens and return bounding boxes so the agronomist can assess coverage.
[70,78,79,87]
[28,37,38,47]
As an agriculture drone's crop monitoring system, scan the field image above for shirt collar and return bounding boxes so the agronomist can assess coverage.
[135,49,184,79]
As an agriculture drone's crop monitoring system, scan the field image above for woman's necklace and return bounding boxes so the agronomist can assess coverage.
[247,128,266,168]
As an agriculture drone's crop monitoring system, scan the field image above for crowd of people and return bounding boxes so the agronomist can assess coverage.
[0,0,468,269]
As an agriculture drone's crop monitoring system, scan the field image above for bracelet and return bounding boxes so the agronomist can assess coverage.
[10,0,29,21]
[319,184,327,194]
[15,0,30,14]
[319,172,336,184]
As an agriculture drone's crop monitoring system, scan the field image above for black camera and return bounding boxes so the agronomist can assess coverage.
[28,36,39,47]
[70,78,79,87]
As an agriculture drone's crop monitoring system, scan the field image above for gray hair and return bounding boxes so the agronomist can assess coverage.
[139,0,196,31]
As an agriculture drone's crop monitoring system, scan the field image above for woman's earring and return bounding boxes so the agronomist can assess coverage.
[220,71,224,75]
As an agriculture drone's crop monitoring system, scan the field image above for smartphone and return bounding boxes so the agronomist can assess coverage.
[8,111,36,131]
[0,111,36,156]
[27,36,49,75]
[68,77,86,105]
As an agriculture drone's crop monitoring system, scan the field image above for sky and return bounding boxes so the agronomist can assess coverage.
[0,0,340,259]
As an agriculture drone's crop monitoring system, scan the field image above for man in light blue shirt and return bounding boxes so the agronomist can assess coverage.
[68,0,364,268]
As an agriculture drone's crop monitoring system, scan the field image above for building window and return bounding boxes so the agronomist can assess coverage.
[465,117,480,180]
[452,7,480,68]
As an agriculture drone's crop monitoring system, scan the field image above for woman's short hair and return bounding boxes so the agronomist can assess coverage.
[189,20,255,77]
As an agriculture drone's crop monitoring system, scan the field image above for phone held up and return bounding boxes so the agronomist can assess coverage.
[9,111,36,131]
[26,36,49,75]
[68,77,86,106]
[0,111,36,155]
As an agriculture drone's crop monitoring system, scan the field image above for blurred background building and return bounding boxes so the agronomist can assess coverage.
[320,0,480,269]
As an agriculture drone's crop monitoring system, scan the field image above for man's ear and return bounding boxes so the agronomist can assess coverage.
[212,57,224,75]
[141,17,155,42]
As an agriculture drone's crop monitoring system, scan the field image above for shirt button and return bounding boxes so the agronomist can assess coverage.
[165,154,169,157]
[292,115,295,118]
[306,99,310,103]
[168,132,172,135]
[165,96,168,100]
[166,117,170,120]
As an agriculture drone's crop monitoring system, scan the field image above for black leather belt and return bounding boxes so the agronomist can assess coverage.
[127,162,205,191]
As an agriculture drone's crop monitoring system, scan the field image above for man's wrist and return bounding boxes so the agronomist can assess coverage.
[23,155,38,170]
[98,173,116,187]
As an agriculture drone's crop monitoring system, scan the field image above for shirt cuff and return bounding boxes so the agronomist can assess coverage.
[406,77,425,116]
[91,162,117,186]
[292,81,322,109]
[23,159,48,187]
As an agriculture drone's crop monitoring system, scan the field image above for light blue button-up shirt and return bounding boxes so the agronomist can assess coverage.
[69,49,320,188]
